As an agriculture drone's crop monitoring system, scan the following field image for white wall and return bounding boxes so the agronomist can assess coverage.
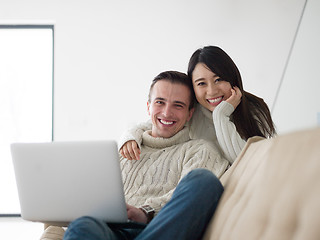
[272,0,320,134]
[1,0,316,142]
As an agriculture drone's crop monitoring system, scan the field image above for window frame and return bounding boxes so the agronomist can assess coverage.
[0,24,54,217]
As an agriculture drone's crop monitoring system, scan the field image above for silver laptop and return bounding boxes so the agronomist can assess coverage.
[11,140,128,226]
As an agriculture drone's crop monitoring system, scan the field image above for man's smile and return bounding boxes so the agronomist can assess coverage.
[158,119,175,126]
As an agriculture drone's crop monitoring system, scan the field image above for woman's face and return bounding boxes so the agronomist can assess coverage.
[192,63,232,112]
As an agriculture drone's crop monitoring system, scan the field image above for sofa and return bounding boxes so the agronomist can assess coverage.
[40,127,320,240]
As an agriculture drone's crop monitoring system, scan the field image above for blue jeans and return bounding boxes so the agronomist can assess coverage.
[63,168,224,240]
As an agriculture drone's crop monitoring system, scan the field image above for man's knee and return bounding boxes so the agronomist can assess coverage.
[186,168,216,183]
[187,169,224,196]
[65,216,110,239]
[68,216,99,229]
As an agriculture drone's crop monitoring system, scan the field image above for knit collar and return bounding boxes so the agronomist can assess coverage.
[198,104,213,120]
[142,127,190,149]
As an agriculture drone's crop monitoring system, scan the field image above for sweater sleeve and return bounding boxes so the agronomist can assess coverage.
[212,101,246,164]
[117,120,152,151]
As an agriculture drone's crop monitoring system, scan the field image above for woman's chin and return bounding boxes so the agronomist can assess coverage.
[204,104,215,112]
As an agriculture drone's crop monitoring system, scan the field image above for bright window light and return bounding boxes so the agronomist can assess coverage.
[0,26,53,214]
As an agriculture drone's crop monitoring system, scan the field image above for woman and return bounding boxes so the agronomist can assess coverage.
[119,46,276,164]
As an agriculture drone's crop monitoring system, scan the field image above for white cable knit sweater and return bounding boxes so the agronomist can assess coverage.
[118,101,246,165]
[120,127,228,215]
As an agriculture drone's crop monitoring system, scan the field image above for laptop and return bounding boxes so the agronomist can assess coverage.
[11,140,131,226]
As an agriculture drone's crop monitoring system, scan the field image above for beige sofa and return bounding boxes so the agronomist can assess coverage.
[40,127,320,240]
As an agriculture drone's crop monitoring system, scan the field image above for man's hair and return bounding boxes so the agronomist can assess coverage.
[148,71,195,109]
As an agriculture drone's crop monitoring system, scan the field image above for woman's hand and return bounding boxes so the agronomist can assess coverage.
[119,140,141,160]
[226,86,242,110]
[126,204,148,223]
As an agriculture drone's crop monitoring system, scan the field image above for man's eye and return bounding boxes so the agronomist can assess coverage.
[155,101,163,104]
[197,82,205,86]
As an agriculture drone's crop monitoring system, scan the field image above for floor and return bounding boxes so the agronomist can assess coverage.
[0,217,44,240]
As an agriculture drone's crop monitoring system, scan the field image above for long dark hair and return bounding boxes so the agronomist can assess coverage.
[187,46,276,140]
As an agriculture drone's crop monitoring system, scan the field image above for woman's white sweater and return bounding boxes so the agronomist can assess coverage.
[120,128,228,214]
[190,102,246,164]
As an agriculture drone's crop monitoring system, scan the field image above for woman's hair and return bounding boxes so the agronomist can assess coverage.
[149,70,196,110]
[187,46,276,140]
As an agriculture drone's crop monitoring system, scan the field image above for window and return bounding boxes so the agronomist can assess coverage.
[0,25,53,214]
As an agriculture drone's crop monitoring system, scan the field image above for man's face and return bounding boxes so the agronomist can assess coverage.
[147,80,194,138]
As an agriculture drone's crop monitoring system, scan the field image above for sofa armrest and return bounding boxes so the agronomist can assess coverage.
[204,127,320,240]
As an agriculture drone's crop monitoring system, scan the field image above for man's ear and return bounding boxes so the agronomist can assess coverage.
[187,107,195,122]
[147,101,151,116]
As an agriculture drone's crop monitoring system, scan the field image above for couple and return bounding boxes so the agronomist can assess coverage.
[60,46,276,240]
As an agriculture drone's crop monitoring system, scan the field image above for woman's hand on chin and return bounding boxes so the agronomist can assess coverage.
[226,86,242,110]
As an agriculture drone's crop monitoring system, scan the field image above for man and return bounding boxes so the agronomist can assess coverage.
[63,71,228,240]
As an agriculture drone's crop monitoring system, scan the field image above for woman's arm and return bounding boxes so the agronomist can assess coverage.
[118,120,152,160]
[213,100,246,164]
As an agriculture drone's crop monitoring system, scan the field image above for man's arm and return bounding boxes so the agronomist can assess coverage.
[126,204,148,223]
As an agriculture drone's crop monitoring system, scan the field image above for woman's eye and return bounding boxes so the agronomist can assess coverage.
[197,82,205,86]
[215,78,222,83]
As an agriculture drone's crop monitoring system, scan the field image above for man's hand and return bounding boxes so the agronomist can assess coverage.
[120,140,141,160]
[126,204,148,223]
[226,86,242,110]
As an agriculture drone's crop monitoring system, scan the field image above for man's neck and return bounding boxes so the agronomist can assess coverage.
[142,127,190,149]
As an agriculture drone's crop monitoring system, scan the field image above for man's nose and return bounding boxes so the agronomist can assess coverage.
[163,105,173,117]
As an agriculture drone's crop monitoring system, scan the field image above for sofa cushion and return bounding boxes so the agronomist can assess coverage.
[204,127,320,240]
[40,226,65,240]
